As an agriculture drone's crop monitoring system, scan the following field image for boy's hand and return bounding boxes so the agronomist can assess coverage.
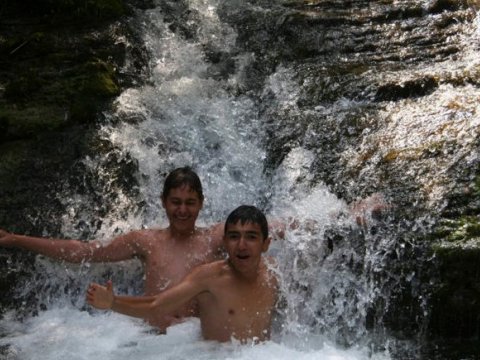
[0,229,15,247]
[350,193,391,226]
[87,280,114,310]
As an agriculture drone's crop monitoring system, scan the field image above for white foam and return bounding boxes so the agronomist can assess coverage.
[0,307,388,360]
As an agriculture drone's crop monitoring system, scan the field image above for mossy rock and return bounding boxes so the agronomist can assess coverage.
[432,216,480,244]
[1,56,121,138]
[375,76,439,102]
[427,163,480,338]
[0,105,67,140]
[4,75,45,101]
[429,0,470,13]
[0,141,31,182]
[429,213,480,338]
[381,141,446,163]
[429,240,480,337]
[2,0,127,21]
[80,60,120,97]
[64,59,121,123]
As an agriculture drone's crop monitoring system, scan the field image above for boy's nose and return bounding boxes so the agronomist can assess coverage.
[238,237,247,249]
[178,203,188,213]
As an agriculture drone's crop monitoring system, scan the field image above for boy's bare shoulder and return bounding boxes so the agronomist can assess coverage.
[116,229,169,251]
[189,259,228,280]
[196,259,227,272]
[262,257,279,287]
[264,255,278,270]
[127,228,167,241]
[205,223,224,237]
[196,224,224,247]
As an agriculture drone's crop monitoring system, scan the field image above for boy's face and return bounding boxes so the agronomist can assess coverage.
[162,185,203,233]
[223,221,270,276]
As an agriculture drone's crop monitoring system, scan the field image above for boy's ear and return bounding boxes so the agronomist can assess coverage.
[262,237,271,252]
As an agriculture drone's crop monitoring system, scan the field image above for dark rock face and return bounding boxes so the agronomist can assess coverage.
[0,0,157,219]
[0,0,151,313]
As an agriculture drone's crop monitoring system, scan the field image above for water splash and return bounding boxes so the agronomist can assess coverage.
[0,309,390,360]
[3,1,479,359]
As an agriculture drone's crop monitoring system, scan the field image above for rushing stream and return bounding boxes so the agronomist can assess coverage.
[1,0,480,359]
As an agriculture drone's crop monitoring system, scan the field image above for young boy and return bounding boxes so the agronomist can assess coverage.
[0,167,225,331]
[87,205,278,343]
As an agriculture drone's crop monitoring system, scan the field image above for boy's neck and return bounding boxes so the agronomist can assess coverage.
[227,258,262,282]
[168,226,196,241]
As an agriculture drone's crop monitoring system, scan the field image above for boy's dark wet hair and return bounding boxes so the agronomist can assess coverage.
[162,167,204,201]
[225,205,269,240]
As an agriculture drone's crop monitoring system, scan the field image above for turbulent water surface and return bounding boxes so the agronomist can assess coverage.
[1,0,480,359]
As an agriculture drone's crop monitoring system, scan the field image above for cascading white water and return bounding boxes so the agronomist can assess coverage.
[99,1,269,227]
[0,1,436,359]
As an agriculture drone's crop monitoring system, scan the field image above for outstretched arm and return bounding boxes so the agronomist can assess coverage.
[349,193,391,227]
[268,193,391,238]
[206,222,226,258]
[87,265,210,319]
[268,218,301,240]
[0,228,144,263]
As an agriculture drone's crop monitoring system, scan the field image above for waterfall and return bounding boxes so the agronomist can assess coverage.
[1,0,479,359]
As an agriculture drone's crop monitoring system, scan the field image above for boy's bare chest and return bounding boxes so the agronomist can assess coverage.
[206,279,276,322]
[142,240,216,293]
[199,278,277,342]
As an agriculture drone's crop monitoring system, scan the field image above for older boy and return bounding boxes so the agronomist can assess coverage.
[87,205,278,343]
[0,167,225,331]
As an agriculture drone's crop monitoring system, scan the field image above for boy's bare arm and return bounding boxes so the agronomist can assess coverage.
[207,222,226,256]
[268,218,302,240]
[87,264,213,318]
[0,228,142,263]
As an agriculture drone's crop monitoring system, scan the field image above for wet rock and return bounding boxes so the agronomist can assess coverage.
[374,76,439,102]
[429,243,480,338]
[0,0,148,313]
[221,0,480,349]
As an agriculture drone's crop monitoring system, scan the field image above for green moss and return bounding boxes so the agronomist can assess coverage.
[4,75,45,101]
[3,0,127,21]
[474,174,480,197]
[382,147,423,162]
[69,97,102,123]
[0,105,66,139]
[0,142,30,170]
[88,0,126,18]
[0,141,31,188]
[382,141,446,163]
[83,71,120,97]
[62,59,120,123]
[432,216,480,244]
[383,149,401,162]
[0,0,129,143]
[79,60,120,97]
[1,56,121,134]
